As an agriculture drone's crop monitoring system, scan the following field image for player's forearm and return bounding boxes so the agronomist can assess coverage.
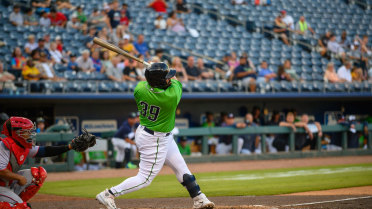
[35,145,71,158]
[0,169,24,182]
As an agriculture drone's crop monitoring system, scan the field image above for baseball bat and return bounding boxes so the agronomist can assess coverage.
[93,37,151,68]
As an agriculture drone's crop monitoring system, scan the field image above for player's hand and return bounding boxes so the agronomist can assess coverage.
[17,176,27,186]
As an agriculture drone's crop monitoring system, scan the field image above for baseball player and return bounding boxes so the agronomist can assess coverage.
[97,63,214,209]
[111,112,139,169]
[0,117,96,209]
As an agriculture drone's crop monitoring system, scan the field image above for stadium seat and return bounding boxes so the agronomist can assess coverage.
[64,82,81,93]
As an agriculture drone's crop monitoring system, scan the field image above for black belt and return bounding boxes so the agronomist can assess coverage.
[144,126,171,136]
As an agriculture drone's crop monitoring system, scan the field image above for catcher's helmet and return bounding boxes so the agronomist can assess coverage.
[1,117,36,148]
[145,62,176,89]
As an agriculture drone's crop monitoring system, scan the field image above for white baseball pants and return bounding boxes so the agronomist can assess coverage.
[110,125,191,196]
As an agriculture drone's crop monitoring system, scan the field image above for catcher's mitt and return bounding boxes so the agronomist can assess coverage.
[70,128,96,152]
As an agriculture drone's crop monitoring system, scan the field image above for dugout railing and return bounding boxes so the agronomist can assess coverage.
[16,124,372,171]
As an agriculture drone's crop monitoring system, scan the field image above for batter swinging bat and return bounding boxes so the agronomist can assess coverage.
[93,37,151,68]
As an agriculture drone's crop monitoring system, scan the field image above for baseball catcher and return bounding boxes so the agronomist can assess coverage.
[96,63,214,209]
[0,117,96,208]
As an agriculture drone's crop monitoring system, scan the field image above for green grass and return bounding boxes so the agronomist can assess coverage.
[40,163,372,199]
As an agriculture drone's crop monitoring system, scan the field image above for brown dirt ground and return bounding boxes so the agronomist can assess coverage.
[30,155,372,209]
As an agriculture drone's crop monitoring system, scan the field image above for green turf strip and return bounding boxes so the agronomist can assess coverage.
[40,163,372,198]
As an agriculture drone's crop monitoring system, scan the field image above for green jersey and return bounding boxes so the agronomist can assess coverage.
[134,80,182,133]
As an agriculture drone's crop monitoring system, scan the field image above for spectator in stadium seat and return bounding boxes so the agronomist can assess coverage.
[280,10,294,31]
[25,35,38,55]
[55,36,64,53]
[232,0,247,5]
[135,54,146,80]
[154,14,167,30]
[55,0,75,10]
[89,9,109,31]
[35,38,51,59]
[39,11,51,27]
[37,52,65,81]
[67,53,79,72]
[318,31,332,57]
[30,50,40,64]
[76,50,95,72]
[49,42,66,64]
[240,113,261,155]
[97,27,110,41]
[123,60,140,81]
[11,47,26,71]
[176,0,190,13]
[277,65,293,82]
[351,67,364,82]
[252,106,265,126]
[48,8,67,27]
[121,3,131,20]
[74,5,87,24]
[107,0,121,30]
[337,31,351,51]
[228,51,239,69]
[177,137,191,156]
[324,62,343,83]
[283,60,300,81]
[273,15,290,45]
[295,16,315,36]
[9,5,23,26]
[171,56,188,82]
[23,7,38,26]
[31,0,51,14]
[148,0,168,13]
[257,61,276,83]
[22,59,41,81]
[337,61,352,82]
[167,11,186,33]
[35,117,46,133]
[134,34,149,57]
[120,35,138,55]
[67,13,81,30]
[105,56,123,82]
[197,58,214,80]
[216,113,245,155]
[327,35,346,63]
[0,60,15,84]
[215,54,233,80]
[91,50,102,73]
[101,51,113,74]
[119,9,130,26]
[185,56,202,81]
[233,56,256,92]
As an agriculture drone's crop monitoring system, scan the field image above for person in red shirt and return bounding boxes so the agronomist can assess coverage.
[148,0,168,13]
[48,8,67,27]
[119,10,129,26]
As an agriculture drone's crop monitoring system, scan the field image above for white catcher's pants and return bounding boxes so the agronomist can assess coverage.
[110,125,191,196]
[111,137,137,162]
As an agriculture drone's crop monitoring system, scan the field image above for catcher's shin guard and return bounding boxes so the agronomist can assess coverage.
[181,174,201,198]
[19,167,47,202]
[0,202,30,209]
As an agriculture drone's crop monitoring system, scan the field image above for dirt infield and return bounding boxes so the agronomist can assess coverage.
[30,155,372,208]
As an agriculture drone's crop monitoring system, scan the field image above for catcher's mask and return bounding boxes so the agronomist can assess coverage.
[145,62,176,89]
[1,117,36,149]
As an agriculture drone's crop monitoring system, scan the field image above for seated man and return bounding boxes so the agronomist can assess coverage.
[185,56,202,81]
[327,35,346,63]
[233,56,256,92]
[111,112,139,169]
[257,61,276,83]
[0,117,96,208]
[216,113,245,155]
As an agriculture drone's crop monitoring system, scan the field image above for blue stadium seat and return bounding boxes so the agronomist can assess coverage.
[80,82,97,93]
[64,82,81,93]
[98,82,111,93]
[64,71,77,80]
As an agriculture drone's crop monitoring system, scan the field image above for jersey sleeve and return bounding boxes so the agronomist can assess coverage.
[0,144,10,170]
[172,80,182,103]
[28,146,40,158]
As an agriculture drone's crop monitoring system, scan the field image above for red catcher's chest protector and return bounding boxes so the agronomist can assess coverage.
[0,137,30,187]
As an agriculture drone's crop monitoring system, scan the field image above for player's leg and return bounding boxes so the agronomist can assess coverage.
[111,137,126,168]
[165,136,214,209]
[12,167,47,202]
[97,127,169,209]
[0,186,23,206]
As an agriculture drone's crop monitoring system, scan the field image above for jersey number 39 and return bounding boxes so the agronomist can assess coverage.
[139,101,160,122]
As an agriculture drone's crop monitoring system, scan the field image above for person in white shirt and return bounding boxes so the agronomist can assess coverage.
[281,10,294,30]
[24,35,38,55]
[154,14,167,30]
[337,61,352,82]
[67,13,81,29]
[36,52,65,81]
[9,5,23,26]
[328,35,346,63]
[49,42,66,64]
[39,11,51,27]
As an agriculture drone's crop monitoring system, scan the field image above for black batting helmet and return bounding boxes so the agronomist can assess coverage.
[145,62,176,89]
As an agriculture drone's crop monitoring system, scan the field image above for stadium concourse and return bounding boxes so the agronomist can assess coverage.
[0,0,371,95]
